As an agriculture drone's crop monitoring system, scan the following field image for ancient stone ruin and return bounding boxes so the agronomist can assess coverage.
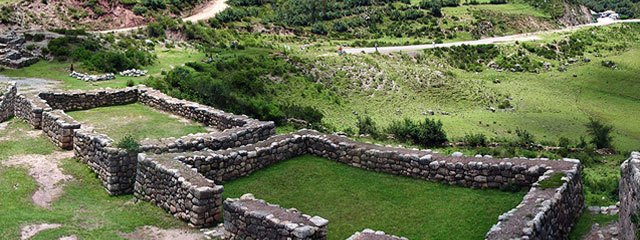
[0,82,637,239]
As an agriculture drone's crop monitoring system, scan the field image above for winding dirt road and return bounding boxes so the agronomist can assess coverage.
[97,0,228,34]
[345,19,640,54]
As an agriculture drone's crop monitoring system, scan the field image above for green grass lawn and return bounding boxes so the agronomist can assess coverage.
[0,47,204,90]
[223,155,526,240]
[0,119,56,160]
[0,118,185,239]
[0,158,184,239]
[66,103,207,142]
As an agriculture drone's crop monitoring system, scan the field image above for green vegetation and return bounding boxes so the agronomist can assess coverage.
[47,35,156,73]
[0,158,183,239]
[116,135,141,153]
[580,0,640,18]
[0,119,56,160]
[568,212,618,240]
[223,155,525,240]
[0,118,185,239]
[211,0,564,44]
[146,48,326,126]
[66,103,207,142]
[538,172,566,189]
[0,47,205,90]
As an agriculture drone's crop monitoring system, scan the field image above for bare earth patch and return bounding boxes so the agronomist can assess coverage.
[20,223,61,240]
[3,151,74,208]
[120,226,204,240]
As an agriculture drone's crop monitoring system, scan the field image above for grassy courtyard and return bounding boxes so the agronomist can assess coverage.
[66,103,207,142]
[223,155,526,240]
[0,119,185,239]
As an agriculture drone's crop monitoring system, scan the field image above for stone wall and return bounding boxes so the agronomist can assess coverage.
[135,153,223,228]
[175,131,553,188]
[38,87,139,111]
[138,87,247,129]
[140,121,275,154]
[620,152,640,240]
[486,161,584,239]
[0,82,17,122]
[14,93,51,129]
[73,130,137,195]
[224,194,328,239]
[347,229,407,240]
[158,130,583,238]
[41,110,81,149]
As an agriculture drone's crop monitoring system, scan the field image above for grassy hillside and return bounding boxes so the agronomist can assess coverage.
[211,0,584,45]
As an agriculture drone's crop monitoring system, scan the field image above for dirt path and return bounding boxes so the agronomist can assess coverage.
[19,223,62,240]
[183,0,229,23]
[3,151,75,208]
[120,226,204,240]
[0,75,60,93]
[97,0,228,34]
[345,19,640,54]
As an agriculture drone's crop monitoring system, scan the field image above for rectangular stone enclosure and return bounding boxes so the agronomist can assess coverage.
[0,82,585,239]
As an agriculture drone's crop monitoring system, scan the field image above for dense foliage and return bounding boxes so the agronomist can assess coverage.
[47,36,155,73]
[579,0,640,18]
[387,118,448,147]
[146,50,324,127]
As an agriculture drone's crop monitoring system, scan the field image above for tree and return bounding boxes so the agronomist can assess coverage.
[585,118,614,149]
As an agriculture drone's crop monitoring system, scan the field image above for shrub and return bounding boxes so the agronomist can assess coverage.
[116,135,140,153]
[586,118,614,149]
[558,137,571,148]
[132,5,148,15]
[515,129,535,148]
[357,115,382,138]
[463,133,487,147]
[126,79,135,87]
[387,118,447,147]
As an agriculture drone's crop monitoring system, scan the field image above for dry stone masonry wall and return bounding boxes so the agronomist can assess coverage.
[0,82,16,122]
[41,110,81,150]
[38,87,139,111]
[42,110,80,150]
[14,93,51,129]
[0,84,596,239]
[347,229,408,240]
[620,152,640,240]
[224,194,329,240]
[73,130,138,195]
[4,85,276,195]
[155,130,583,239]
[135,153,223,228]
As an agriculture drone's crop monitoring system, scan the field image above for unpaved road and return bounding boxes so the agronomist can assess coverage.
[0,75,60,93]
[97,0,228,34]
[345,19,640,54]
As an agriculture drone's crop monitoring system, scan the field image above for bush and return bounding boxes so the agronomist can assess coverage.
[463,133,487,147]
[515,129,535,147]
[126,79,135,87]
[357,115,381,138]
[116,135,140,153]
[133,5,148,15]
[387,118,448,147]
[586,118,614,149]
